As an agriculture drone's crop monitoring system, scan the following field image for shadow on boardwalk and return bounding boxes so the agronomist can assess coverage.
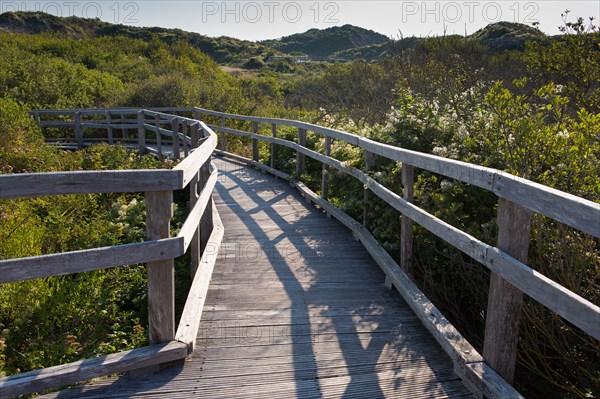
[40,158,472,399]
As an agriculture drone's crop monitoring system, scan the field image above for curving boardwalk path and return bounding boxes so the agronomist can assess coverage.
[42,158,473,398]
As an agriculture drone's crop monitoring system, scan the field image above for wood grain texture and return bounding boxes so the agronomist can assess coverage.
[172,133,217,187]
[189,171,201,279]
[175,201,223,351]
[45,158,474,399]
[0,170,181,198]
[199,160,215,257]
[321,136,331,200]
[296,127,307,176]
[0,341,187,398]
[177,166,217,252]
[484,199,531,383]
[400,163,414,276]
[137,111,146,154]
[252,121,259,161]
[0,238,183,284]
[171,118,180,160]
[146,191,175,344]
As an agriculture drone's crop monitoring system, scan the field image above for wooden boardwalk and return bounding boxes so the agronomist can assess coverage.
[41,158,473,398]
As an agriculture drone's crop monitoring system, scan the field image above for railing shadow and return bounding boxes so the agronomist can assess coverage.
[211,158,465,397]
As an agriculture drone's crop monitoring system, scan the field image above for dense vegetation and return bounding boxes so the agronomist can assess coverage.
[0,10,598,398]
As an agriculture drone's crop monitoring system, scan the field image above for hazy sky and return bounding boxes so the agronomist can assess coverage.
[3,1,599,40]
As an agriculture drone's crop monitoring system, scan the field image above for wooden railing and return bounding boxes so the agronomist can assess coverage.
[1,106,598,399]
[0,109,224,397]
[156,106,598,399]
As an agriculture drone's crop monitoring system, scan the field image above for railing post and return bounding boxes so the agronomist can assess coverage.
[155,114,163,157]
[106,111,113,145]
[171,118,180,160]
[189,170,201,278]
[137,111,146,155]
[145,190,175,344]
[400,163,414,276]
[120,112,126,140]
[191,122,199,149]
[321,136,331,200]
[483,198,532,383]
[220,116,227,152]
[75,111,83,149]
[270,123,277,170]
[252,121,259,162]
[363,151,374,227]
[296,127,306,176]
[181,122,189,157]
[199,158,214,261]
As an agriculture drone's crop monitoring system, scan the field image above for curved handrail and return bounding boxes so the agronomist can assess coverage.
[0,109,222,398]
[22,106,600,399]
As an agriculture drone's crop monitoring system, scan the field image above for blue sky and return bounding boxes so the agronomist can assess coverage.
[3,1,599,40]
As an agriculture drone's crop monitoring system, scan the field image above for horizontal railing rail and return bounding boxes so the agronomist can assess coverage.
[0,109,222,398]
[149,106,598,399]
[12,106,600,399]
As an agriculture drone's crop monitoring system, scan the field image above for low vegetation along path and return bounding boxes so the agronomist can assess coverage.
[41,158,472,398]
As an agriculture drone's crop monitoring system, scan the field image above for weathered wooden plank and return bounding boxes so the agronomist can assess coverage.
[492,171,600,238]
[189,171,201,278]
[0,341,188,398]
[363,150,374,226]
[456,361,524,399]
[106,111,113,144]
[252,121,259,161]
[0,237,184,284]
[171,118,181,160]
[0,170,182,198]
[175,202,224,351]
[401,163,415,276]
[74,111,83,149]
[177,167,218,252]
[271,123,277,169]
[362,175,600,339]
[296,128,307,176]
[321,136,331,200]
[146,191,175,344]
[137,111,146,154]
[172,133,217,187]
[483,199,531,383]
[199,160,215,257]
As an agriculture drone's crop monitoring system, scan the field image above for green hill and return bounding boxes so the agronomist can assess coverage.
[0,11,276,64]
[261,24,389,59]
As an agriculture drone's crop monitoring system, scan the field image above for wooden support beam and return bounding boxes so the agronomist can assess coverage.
[181,122,189,157]
[252,121,259,161]
[321,136,331,200]
[106,111,113,144]
[191,123,199,149]
[401,163,415,276]
[75,111,83,149]
[171,118,180,160]
[155,114,163,157]
[137,111,146,154]
[483,198,532,384]
[271,123,277,169]
[146,191,175,344]
[296,128,307,176]
[120,112,127,140]
[200,159,214,259]
[363,151,374,227]
[189,171,201,279]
